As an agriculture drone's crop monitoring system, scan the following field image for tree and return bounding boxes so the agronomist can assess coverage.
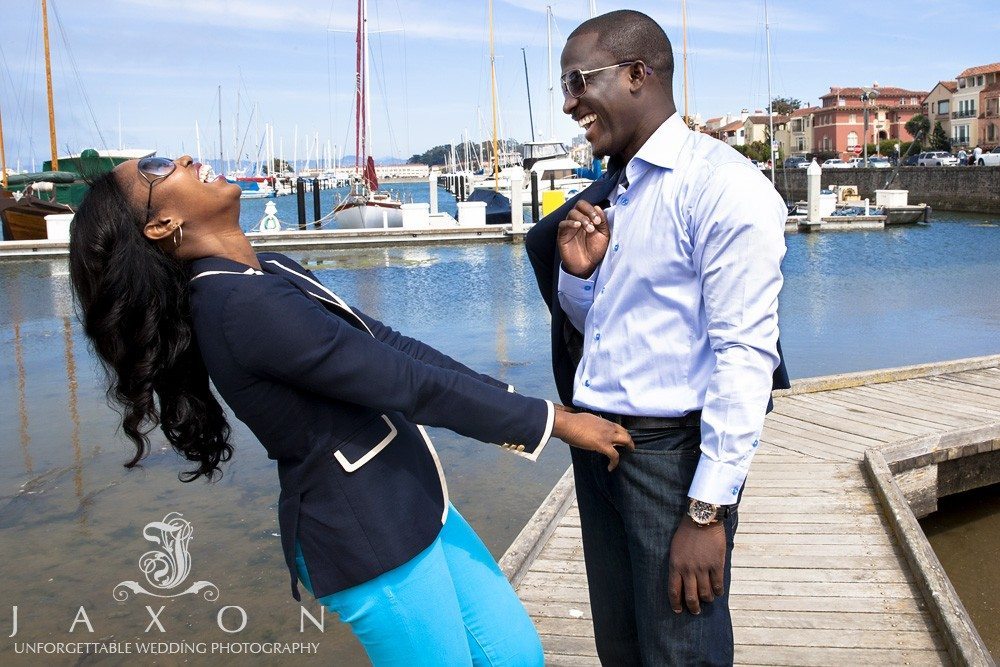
[905,114,930,141]
[930,122,951,151]
[770,97,803,116]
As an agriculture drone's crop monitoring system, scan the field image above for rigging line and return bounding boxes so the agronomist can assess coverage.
[393,0,410,158]
[51,0,109,151]
[0,41,33,165]
[326,0,338,157]
[370,2,400,159]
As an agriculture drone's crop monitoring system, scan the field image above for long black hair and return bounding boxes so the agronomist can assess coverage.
[68,171,232,481]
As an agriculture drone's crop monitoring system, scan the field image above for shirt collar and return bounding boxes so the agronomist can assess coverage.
[626,112,690,181]
[188,255,258,278]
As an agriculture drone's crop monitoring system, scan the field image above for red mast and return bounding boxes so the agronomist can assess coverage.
[354,0,363,174]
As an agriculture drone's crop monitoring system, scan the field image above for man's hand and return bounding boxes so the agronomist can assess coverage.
[557,201,610,278]
[668,518,727,615]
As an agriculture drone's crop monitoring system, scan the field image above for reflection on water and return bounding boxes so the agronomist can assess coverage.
[920,484,1000,658]
[0,213,998,664]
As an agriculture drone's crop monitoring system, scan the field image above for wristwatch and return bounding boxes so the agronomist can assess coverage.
[687,498,727,527]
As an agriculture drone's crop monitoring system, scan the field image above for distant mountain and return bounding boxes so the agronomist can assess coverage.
[341,155,408,166]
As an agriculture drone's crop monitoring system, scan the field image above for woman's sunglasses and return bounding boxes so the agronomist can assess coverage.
[137,156,177,223]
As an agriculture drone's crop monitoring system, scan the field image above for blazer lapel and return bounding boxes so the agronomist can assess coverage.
[259,256,374,336]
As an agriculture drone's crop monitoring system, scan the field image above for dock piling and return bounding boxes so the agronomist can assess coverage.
[312,178,321,228]
[296,178,306,231]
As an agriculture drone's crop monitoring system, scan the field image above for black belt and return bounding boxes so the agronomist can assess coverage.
[584,409,702,431]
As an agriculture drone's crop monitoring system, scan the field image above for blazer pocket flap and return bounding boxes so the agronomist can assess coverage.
[333,414,397,473]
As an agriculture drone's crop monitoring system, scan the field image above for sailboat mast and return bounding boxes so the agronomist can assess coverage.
[547,5,554,139]
[681,0,689,128]
[0,102,8,188]
[363,0,371,176]
[41,0,59,170]
[765,0,776,184]
[489,0,499,185]
[354,0,364,173]
[589,0,597,18]
[522,48,536,142]
[217,85,224,176]
[195,120,202,164]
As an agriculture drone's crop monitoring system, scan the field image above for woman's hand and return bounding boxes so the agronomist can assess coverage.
[552,411,634,471]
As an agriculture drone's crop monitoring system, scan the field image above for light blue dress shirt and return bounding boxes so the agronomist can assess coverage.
[557,113,787,505]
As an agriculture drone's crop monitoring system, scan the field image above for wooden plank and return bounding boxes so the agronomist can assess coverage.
[788,393,937,437]
[533,617,596,638]
[733,645,948,667]
[842,385,973,426]
[732,567,913,584]
[730,555,911,571]
[729,581,919,599]
[731,609,938,632]
[831,387,966,428]
[929,375,1000,399]
[735,626,943,650]
[862,382,999,421]
[817,392,958,432]
[521,600,592,619]
[733,543,901,558]
[758,426,860,461]
[766,410,879,448]
[544,653,601,666]
[736,532,895,546]
[539,635,600,657]
[763,419,874,454]
[778,396,917,441]
[911,377,1000,408]
[729,595,926,614]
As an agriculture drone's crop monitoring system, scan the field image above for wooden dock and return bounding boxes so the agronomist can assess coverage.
[500,356,1000,666]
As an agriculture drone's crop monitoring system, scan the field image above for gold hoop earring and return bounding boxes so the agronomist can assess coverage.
[172,225,183,249]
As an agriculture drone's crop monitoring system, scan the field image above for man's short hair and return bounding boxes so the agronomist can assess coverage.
[568,10,673,78]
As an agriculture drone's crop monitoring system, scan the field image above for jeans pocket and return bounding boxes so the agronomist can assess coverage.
[629,424,701,454]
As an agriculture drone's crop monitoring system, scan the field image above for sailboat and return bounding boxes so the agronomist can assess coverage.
[332,0,403,229]
[1,0,152,241]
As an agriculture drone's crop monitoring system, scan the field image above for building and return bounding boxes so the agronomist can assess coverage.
[787,106,819,155]
[981,82,1000,147]
[717,119,746,146]
[951,62,1000,147]
[923,81,958,141]
[812,85,928,157]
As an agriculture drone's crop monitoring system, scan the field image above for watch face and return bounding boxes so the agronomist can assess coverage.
[689,500,718,525]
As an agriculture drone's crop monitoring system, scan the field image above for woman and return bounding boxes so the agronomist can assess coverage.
[69,155,633,665]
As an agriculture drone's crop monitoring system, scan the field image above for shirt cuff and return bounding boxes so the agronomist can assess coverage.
[557,264,598,301]
[687,454,750,505]
[511,400,555,463]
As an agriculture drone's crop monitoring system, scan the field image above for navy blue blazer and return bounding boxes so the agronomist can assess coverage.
[187,252,553,599]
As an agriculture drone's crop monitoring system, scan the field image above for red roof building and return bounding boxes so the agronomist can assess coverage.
[812,85,928,157]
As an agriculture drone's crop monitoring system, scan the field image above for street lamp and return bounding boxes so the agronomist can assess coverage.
[861,87,879,167]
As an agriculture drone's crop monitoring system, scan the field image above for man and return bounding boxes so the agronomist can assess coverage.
[525,10,789,665]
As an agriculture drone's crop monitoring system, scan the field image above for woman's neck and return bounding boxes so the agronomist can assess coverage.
[197,226,261,270]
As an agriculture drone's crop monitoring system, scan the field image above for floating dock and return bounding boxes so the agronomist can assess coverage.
[501,356,1000,666]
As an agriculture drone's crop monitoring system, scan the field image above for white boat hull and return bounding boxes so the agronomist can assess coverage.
[334,202,403,229]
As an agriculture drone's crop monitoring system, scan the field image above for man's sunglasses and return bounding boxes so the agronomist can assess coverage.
[137,156,177,223]
[560,61,652,98]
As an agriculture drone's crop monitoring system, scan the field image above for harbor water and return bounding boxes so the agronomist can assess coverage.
[0,209,998,664]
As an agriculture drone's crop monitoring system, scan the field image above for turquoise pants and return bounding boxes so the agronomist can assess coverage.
[295,504,543,666]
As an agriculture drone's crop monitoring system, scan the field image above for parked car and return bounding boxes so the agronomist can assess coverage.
[868,157,891,169]
[902,154,920,166]
[821,158,853,169]
[977,146,1000,166]
[917,151,959,167]
[783,156,809,169]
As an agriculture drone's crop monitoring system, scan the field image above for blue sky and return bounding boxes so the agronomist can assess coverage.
[3,0,999,170]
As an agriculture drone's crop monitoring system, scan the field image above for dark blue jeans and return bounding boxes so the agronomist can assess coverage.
[570,424,739,666]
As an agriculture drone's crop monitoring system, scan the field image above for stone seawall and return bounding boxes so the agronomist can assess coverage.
[773,166,1000,214]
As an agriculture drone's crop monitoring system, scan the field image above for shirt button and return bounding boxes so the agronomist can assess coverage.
[620,197,629,205]
[583,285,592,291]
[584,379,591,387]
[613,243,619,252]
[595,333,601,341]
[752,439,759,448]
[731,487,739,496]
